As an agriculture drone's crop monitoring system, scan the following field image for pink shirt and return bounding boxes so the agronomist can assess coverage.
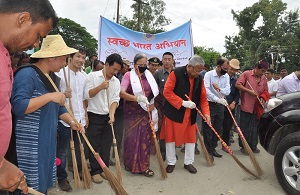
[236,70,268,114]
[0,41,13,156]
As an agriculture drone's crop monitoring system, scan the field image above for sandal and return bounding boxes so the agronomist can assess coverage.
[143,169,154,177]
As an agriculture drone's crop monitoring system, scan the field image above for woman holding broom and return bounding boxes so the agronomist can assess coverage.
[120,53,160,177]
[11,35,84,194]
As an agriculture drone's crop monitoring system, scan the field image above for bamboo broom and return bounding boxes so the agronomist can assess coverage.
[45,74,129,195]
[196,126,214,166]
[62,65,80,188]
[103,66,123,183]
[185,94,260,178]
[18,186,45,195]
[135,68,167,179]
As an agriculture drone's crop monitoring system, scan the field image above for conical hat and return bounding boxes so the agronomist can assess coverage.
[31,35,78,58]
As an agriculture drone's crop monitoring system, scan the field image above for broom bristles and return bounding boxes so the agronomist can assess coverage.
[153,139,167,179]
[113,140,123,184]
[196,127,213,167]
[79,143,92,189]
[242,140,264,176]
[70,141,81,188]
[232,154,260,179]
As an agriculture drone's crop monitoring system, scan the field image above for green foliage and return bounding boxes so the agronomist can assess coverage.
[194,46,221,66]
[120,0,171,33]
[49,17,98,56]
[224,0,300,72]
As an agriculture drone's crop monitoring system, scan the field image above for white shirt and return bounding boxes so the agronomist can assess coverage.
[267,78,278,98]
[84,69,120,115]
[276,72,300,97]
[56,67,87,126]
[204,69,230,102]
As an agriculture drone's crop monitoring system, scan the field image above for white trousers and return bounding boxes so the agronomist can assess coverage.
[166,142,195,165]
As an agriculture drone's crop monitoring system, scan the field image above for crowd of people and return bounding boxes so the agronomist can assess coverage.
[2,0,300,195]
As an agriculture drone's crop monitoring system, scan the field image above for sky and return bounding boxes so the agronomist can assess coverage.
[49,0,299,54]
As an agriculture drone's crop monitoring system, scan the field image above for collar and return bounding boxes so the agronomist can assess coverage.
[162,67,171,74]
[99,69,115,81]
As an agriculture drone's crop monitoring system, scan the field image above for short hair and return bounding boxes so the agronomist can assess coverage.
[266,68,275,74]
[89,54,97,61]
[256,59,269,69]
[105,53,123,68]
[70,45,87,57]
[133,53,147,64]
[162,52,174,59]
[204,64,210,69]
[216,57,228,67]
[280,67,287,71]
[92,60,104,71]
[0,0,58,28]
[188,55,205,67]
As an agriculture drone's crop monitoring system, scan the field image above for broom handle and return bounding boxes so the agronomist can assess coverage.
[18,187,45,195]
[246,81,264,108]
[184,94,233,155]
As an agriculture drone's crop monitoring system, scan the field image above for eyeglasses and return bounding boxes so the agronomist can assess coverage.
[193,67,202,74]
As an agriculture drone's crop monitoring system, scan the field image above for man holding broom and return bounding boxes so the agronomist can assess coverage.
[56,46,88,191]
[160,55,210,174]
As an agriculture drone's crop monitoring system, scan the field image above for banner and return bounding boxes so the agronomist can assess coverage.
[98,16,194,67]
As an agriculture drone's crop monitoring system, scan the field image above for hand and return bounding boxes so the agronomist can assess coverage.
[217,98,228,106]
[99,80,109,90]
[64,89,72,98]
[71,121,85,133]
[0,158,28,194]
[212,83,220,91]
[136,95,149,104]
[85,113,89,128]
[248,89,257,96]
[182,100,196,109]
[229,102,236,110]
[204,114,211,126]
[49,92,66,106]
[148,104,155,112]
[108,114,115,124]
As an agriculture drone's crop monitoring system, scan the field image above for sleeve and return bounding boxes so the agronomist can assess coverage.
[120,72,130,91]
[58,105,68,116]
[203,72,219,102]
[163,71,182,110]
[111,79,121,105]
[11,69,34,117]
[282,78,298,94]
[84,73,94,100]
[220,75,231,96]
[236,72,247,86]
[199,80,210,116]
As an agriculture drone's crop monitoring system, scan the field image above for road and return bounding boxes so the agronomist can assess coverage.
[49,133,285,195]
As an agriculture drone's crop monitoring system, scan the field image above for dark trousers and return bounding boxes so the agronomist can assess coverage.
[56,122,82,182]
[113,108,124,157]
[203,102,224,154]
[222,108,235,145]
[87,112,112,176]
[239,110,258,149]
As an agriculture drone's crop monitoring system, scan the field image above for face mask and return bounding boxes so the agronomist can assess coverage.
[138,66,147,73]
[220,68,227,75]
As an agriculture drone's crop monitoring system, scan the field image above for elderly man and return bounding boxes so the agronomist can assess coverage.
[0,0,58,194]
[160,55,210,174]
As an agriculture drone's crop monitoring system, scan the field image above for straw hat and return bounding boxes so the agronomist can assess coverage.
[229,59,240,70]
[31,35,78,58]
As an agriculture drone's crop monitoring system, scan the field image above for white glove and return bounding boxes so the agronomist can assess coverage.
[217,98,228,106]
[182,100,196,109]
[136,95,150,104]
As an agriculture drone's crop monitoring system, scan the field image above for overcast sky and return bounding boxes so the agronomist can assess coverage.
[49,0,299,54]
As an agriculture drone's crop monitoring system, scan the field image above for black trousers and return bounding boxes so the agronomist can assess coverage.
[113,108,124,157]
[203,102,224,154]
[87,112,112,176]
[222,107,235,145]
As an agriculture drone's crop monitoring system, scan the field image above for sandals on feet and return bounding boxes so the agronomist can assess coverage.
[143,169,154,177]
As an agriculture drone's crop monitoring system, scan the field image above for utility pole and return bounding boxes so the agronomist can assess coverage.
[133,0,149,31]
[116,0,120,24]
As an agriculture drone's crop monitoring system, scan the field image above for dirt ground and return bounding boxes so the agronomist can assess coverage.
[49,133,285,195]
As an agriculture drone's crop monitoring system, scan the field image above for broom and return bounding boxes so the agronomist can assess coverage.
[185,95,260,178]
[62,65,80,188]
[18,187,45,195]
[196,126,214,166]
[103,66,123,183]
[136,68,167,179]
[216,89,264,177]
[45,74,129,195]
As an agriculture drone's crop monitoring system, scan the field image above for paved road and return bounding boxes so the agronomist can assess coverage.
[49,133,285,195]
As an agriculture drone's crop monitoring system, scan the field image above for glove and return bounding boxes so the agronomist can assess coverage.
[217,98,228,106]
[182,100,196,109]
[136,95,149,104]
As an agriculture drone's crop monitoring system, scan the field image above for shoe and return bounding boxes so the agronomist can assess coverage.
[184,164,197,174]
[92,174,103,184]
[240,148,248,155]
[143,169,154,177]
[222,146,228,153]
[58,179,72,192]
[252,148,260,153]
[109,159,115,166]
[194,147,200,155]
[180,146,185,153]
[100,172,107,180]
[212,150,222,158]
[166,165,175,173]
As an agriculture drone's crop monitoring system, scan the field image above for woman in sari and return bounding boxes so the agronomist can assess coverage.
[120,53,159,177]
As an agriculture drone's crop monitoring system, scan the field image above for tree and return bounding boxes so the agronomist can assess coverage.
[49,17,98,56]
[194,46,220,66]
[224,0,300,71]
[120,0,171,33]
